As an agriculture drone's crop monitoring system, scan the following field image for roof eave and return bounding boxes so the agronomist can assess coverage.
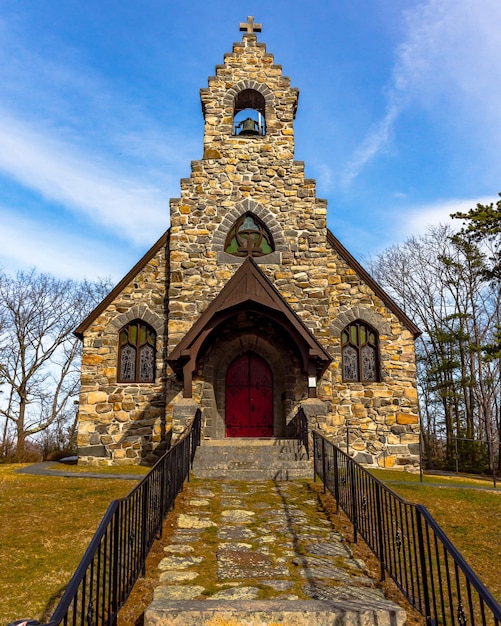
[327,229,421,339]
[74,229,170,340]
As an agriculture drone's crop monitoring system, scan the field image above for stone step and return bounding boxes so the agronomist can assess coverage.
[192,438,313,480]
[194,467,313,480]
[146,599,405,626]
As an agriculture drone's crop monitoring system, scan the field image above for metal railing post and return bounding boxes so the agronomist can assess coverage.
[333,445,340,514]
[349,459,358,543]
[141,479,150,577]
[159,459,166,538]
[111,510,121,621]
[313,432,317,482]
[375,480,385,581]
[415,509,432,624]
[321,436,326,494]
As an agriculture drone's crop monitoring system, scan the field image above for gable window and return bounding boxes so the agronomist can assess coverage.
[233,89,266,136]
[224,213,274,258]
[118,320,156,382]
[341,321,379,382]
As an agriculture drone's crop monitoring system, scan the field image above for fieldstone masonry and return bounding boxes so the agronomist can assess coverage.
[76,24,421,469]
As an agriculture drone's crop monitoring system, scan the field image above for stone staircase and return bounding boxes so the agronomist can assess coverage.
[145,479,406,626]
[191,438,313,480]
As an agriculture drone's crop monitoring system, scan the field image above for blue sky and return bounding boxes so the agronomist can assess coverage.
[0,0,500,282]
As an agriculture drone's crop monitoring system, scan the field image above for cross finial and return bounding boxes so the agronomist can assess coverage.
[240,16,262,35]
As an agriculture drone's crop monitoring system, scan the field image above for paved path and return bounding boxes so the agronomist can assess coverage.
[383,479,500,491]
[15,462,142,480]
[148,478,403,624]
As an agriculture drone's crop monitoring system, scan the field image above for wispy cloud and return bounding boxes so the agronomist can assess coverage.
[0,207,140,281]
[0,18,198,247]
[341,0,501,187]
[0,110,171,244]
[397,195,497,239]
[340,101,402,188]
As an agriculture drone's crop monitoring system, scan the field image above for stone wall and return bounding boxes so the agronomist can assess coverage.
[77,241,171,465]
[77,32,420,469]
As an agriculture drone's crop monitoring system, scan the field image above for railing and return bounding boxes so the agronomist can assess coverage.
[313,430,501,626]
[31,411,201,626]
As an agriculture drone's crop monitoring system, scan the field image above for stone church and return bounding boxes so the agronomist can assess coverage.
[75,18,421,470]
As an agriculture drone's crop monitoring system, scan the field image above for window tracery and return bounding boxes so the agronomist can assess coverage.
[341,321,379,382]
[118,320,156,383]
[224,213,274,258]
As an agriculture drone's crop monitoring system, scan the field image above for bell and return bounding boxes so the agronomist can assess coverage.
[238,117,259,135]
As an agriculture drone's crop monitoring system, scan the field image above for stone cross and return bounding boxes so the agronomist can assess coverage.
[240,16,262,35]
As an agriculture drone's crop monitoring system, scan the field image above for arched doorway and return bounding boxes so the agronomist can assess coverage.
[225,352,273,437]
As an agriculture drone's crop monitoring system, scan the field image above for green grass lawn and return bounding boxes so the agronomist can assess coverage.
[370,469,501,603]
[0,464,136,625]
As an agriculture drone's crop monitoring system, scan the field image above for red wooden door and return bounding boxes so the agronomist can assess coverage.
[225,352,273,437]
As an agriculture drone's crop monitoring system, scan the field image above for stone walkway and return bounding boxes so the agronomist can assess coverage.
[146,479,405,626]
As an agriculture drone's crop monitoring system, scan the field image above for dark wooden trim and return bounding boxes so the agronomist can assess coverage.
[74,230,170,340]
[168,256,332,366]
[326,229,421,339]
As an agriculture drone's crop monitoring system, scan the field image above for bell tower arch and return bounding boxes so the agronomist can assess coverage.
[199,25,299,160]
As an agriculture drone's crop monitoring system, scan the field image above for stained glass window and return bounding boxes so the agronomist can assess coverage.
[341,321,379,382]
[343,345,358,381]
[118,320,156,383]
[224,213,274,258]
[120,345,136,381]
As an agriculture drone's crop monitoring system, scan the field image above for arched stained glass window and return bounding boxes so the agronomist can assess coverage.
[224,213,275,257]
[118,320,156,383]
[224,212,274,258]
[341,321,379,382]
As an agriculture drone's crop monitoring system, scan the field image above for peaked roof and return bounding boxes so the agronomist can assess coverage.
[74,226,420,343]
[74,230,170,339]
[168,256,332,365]
[327,229,421,338]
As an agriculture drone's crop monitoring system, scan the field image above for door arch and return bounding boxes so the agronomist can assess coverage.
[225,352,273,437]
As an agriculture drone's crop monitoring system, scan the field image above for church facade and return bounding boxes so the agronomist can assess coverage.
[75,19,421,470]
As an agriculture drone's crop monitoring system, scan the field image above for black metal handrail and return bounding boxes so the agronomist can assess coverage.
[32,410,201,626]
[313,430,501,626]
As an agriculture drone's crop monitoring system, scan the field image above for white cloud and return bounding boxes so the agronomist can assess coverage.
[397,195,496,239]
[0,21,199,248]
[0,110,171,245]
[0,207,144,281]
[340,101,401,189]
[342,0,501,186]
[397,0,501,109]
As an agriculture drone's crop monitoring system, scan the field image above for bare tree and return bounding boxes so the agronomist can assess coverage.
[0,269,110,459]
[368,224,500,472]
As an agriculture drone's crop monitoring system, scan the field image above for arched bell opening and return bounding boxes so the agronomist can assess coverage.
[233,89,266,136]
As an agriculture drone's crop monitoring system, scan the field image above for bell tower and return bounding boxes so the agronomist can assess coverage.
[167,18,328,360]
[199,16,299,160]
